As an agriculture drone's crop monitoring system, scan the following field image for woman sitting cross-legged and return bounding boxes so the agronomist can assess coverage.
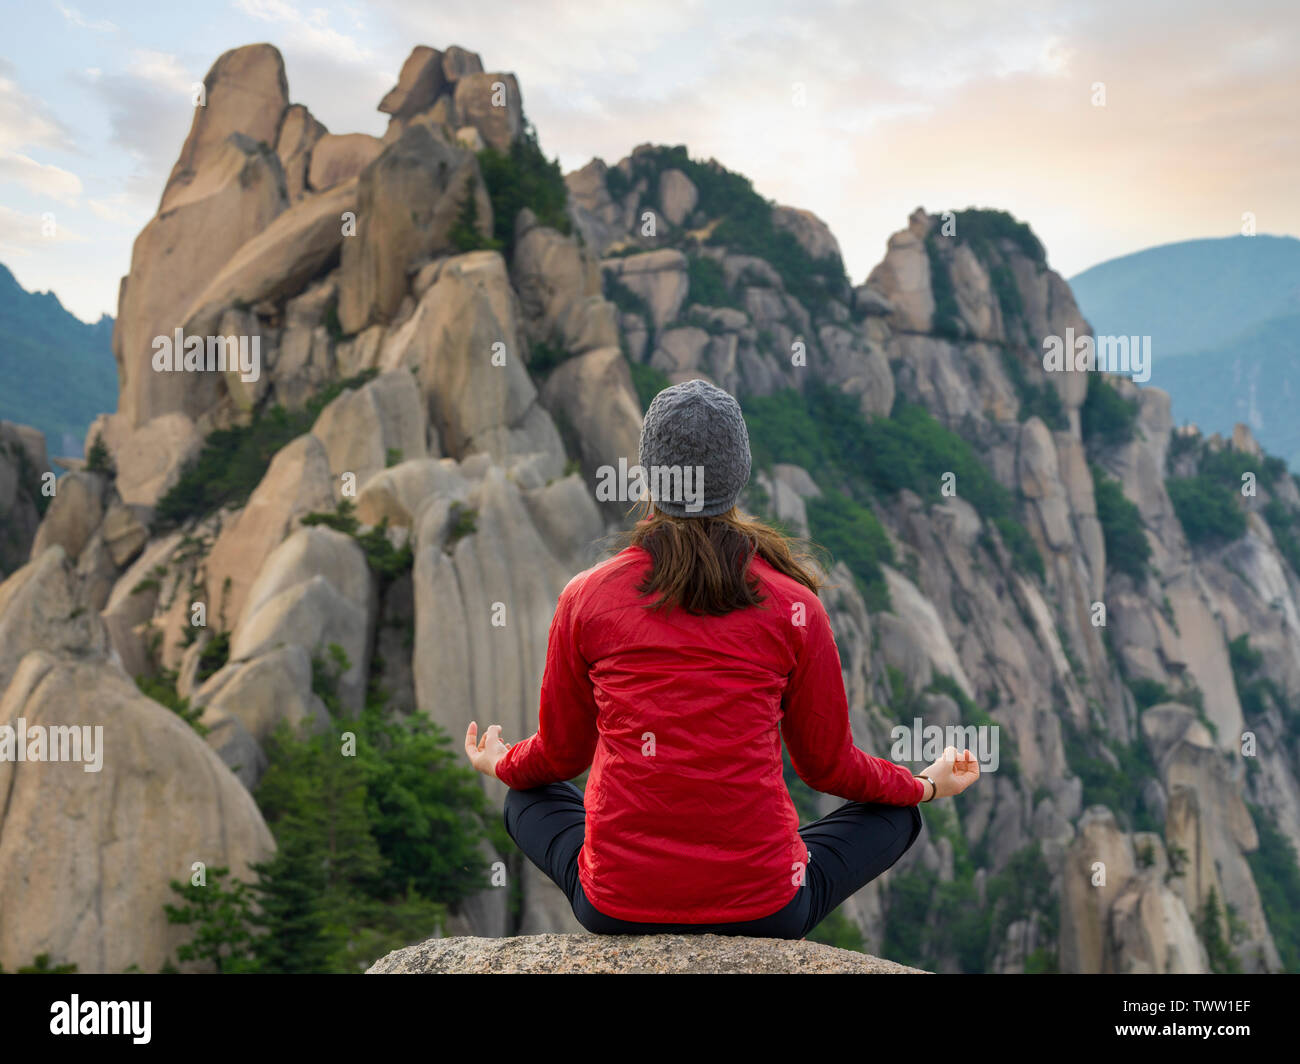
[464,379,980,938]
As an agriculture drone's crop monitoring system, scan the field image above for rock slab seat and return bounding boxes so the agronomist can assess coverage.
[366,933,928,974]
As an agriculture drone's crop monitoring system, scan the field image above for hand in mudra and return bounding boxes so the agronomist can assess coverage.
[464,721,511,779]
[922,746,981,798]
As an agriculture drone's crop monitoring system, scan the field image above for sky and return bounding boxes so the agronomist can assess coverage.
[1,0,1297,324]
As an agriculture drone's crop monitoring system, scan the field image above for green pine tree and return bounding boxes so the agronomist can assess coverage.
[163,866,257,972]
[168,643,500,973]
[356,699,496,901]
[246,815,336,974]
[84,433,114,477]
[251,718,386,971]
[448,183,501,253]
[1198,888,1242,974]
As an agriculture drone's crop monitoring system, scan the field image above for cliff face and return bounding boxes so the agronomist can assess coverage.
[0,423,48,577]
[0,42,1296,974]
[572,155,1300,971]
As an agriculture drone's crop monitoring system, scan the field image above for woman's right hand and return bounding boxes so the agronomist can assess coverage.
[921,746,980,799]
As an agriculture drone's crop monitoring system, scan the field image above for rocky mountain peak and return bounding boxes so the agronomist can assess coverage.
[1,40,1297,976]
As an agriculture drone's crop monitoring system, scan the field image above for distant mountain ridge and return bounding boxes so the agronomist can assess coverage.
[1070,234,1300,356]
[1168,311,1300,468]
[0,262,117,460]
[1070,234,1300,466]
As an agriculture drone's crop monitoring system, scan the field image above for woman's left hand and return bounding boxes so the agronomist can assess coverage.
[464,721,510,779]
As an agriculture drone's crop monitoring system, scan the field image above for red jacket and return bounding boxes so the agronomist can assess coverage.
[495,545,923,923]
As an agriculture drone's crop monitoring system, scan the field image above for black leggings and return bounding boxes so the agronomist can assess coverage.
[503,781,924,938]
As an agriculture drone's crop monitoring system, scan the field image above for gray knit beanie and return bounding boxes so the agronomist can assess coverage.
[637,378,751,518]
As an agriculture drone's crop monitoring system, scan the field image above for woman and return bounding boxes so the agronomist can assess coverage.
[464,379,980,938]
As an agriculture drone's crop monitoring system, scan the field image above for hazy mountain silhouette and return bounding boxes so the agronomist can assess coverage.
[1071,234,1300,467]
[0,262,116,458]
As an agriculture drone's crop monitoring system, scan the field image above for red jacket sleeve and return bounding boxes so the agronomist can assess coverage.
[494,579,599,790]
[781,594,924,806]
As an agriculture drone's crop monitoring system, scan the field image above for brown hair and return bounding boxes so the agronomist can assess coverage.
[622,498,824,616]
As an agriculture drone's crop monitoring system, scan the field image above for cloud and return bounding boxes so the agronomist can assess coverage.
[128,49,197,95]
[266,49,392,138]
[826,0,1300,277]
[369,0,703,93]
[0,151,82,204]
[216,0,391,138]
[234,0,375,64]
[0,204,84,254]
[53,1,117,32]
[88,192,150,226]
[0,58,77,153]
[386,0,1291,280]
[18,0,1300,321]
[83,56,196,203]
